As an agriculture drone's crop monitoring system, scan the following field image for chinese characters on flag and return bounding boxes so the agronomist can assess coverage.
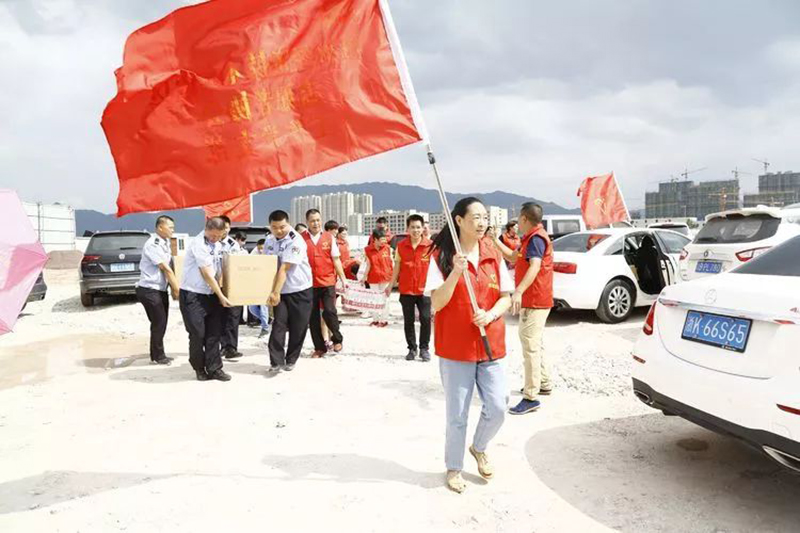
[577,172,630,229]
[102,0,423,217]
[203,195,252,224]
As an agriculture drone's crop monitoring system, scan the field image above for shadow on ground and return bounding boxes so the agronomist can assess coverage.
[263,453,475,490]
[0,471,172,514]
[547,306,649,328]
[52,295,137,314]
[528,413,800,532]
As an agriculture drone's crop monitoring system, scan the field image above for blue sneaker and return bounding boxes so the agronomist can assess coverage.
[509,399,541,415]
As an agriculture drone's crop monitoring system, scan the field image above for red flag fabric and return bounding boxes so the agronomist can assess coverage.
[203,195,252,224]
[576,172,629,229]
[102,0,422,217]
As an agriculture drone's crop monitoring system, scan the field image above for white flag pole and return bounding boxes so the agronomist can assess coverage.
[378,0,493,359]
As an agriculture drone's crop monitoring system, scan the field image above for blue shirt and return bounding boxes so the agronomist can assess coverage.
[262,231,312,294]
[180,232,222,295]
[526,236,547,261]
[136,234,171,291]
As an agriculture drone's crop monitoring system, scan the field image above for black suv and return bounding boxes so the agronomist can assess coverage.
[22,272,47,312]
[79,231,150,307]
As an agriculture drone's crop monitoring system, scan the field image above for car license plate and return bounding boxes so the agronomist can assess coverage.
[110,262,135,273]
[681,310,751,353]
[695,261,722,274]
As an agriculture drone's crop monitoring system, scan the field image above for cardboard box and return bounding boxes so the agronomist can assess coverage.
[222,254,278,306]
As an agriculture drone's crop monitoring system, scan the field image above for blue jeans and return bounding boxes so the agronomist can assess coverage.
[248,305,271,330]
[439,357,508,471]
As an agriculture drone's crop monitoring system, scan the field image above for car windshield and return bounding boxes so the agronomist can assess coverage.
[733,235,800,276]
[87,234,149,253]
[553,233,609,252]
[651,225,690,236]
[694,214,780,244]
[551,219,582,235]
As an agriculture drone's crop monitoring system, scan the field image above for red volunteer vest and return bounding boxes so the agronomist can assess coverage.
[500,232,521,251]
[304,231,337,288]
[337,237,351,264]
[365,243,394,284]
[397,237,433,296]
[515,225,554,309]
[433,240,507,363]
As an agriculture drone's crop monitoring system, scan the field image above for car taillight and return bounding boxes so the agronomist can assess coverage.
[679,249,688,261]
[81,255,101,264]
[643,303,656,335]
[553,262,577,274]
[735,247,771,262]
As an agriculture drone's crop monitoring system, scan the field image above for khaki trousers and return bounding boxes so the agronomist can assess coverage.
[519,308,551,400]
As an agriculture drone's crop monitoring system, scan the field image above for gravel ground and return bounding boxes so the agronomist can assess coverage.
[1,269,798,532]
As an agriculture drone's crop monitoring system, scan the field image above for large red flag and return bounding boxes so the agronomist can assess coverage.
[203,195,252,224]
[577,172,629,229]
[102,0,424,217]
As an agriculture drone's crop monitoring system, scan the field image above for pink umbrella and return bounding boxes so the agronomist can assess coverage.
[0,190,48,334]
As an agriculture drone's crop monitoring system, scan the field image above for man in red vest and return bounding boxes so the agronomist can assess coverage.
[304,209,347,357]
[386,214,433,361]
[498,220,521,267]
[496,203,554,415]
[337,226,360,280]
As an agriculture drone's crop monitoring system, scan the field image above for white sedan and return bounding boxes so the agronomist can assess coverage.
[552,228,690,323]
[632,235,800,471]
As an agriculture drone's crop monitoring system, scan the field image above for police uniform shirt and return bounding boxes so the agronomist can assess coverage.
[181,232,222,295]
[262,230,313,294]
[137,234,172,292]
[220,235,244,255]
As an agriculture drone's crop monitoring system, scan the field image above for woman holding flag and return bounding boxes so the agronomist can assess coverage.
[425,197,514,493]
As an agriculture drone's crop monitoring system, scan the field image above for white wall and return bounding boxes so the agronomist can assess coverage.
[23,202,76,252]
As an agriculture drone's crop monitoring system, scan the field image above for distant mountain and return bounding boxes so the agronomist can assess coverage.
[75,182,578,234]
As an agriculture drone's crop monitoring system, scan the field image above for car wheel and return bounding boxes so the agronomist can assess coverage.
[596,279,634,323]
[80,291,94,307]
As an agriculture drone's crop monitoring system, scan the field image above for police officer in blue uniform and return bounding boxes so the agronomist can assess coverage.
[179,217,233,381]
[263,210,313,373]
[136,215,180,365]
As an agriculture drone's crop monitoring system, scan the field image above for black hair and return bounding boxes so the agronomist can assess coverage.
[233,232,247,241]
[337,226,348,234]
[295,223,307,231]
[520,202,543,224]
[431,197,484,278]
[505,220,518,231]
[155,215,174,229]
[371,228,386,241]
[205,217,226,230]
[406,214,425,227]
[376,216,388,224]
[256,238,266,246]
[219,215,231,226]
[269,210,289,223]
[305,208,320,220]
[324,220,339,232]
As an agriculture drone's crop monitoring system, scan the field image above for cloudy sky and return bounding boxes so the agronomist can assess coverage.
[2,0,799,213]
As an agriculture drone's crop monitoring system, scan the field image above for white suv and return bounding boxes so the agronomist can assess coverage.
[679,206,800,281]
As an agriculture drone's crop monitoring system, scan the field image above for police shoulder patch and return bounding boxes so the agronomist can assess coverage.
[289,231,296,239]
[154,237,160,245]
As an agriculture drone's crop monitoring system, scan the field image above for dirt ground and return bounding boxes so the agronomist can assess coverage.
[1,270,798,532]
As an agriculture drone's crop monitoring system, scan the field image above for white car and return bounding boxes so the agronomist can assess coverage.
[632,235,800,472]
[552,228,690,323]
[542,214,586,240]
[680,205,800,281]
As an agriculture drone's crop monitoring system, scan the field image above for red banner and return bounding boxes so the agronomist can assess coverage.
[102,0,422,217]
[204,195,252,224]
[577,172,629,229]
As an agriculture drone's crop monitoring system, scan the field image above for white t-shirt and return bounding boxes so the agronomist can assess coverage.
[308,231,340,258]
[424,250,514,297]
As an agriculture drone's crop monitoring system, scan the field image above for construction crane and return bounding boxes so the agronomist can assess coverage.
[681,166,707,180]
[752,158,770,174]
[731,167,752,180]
